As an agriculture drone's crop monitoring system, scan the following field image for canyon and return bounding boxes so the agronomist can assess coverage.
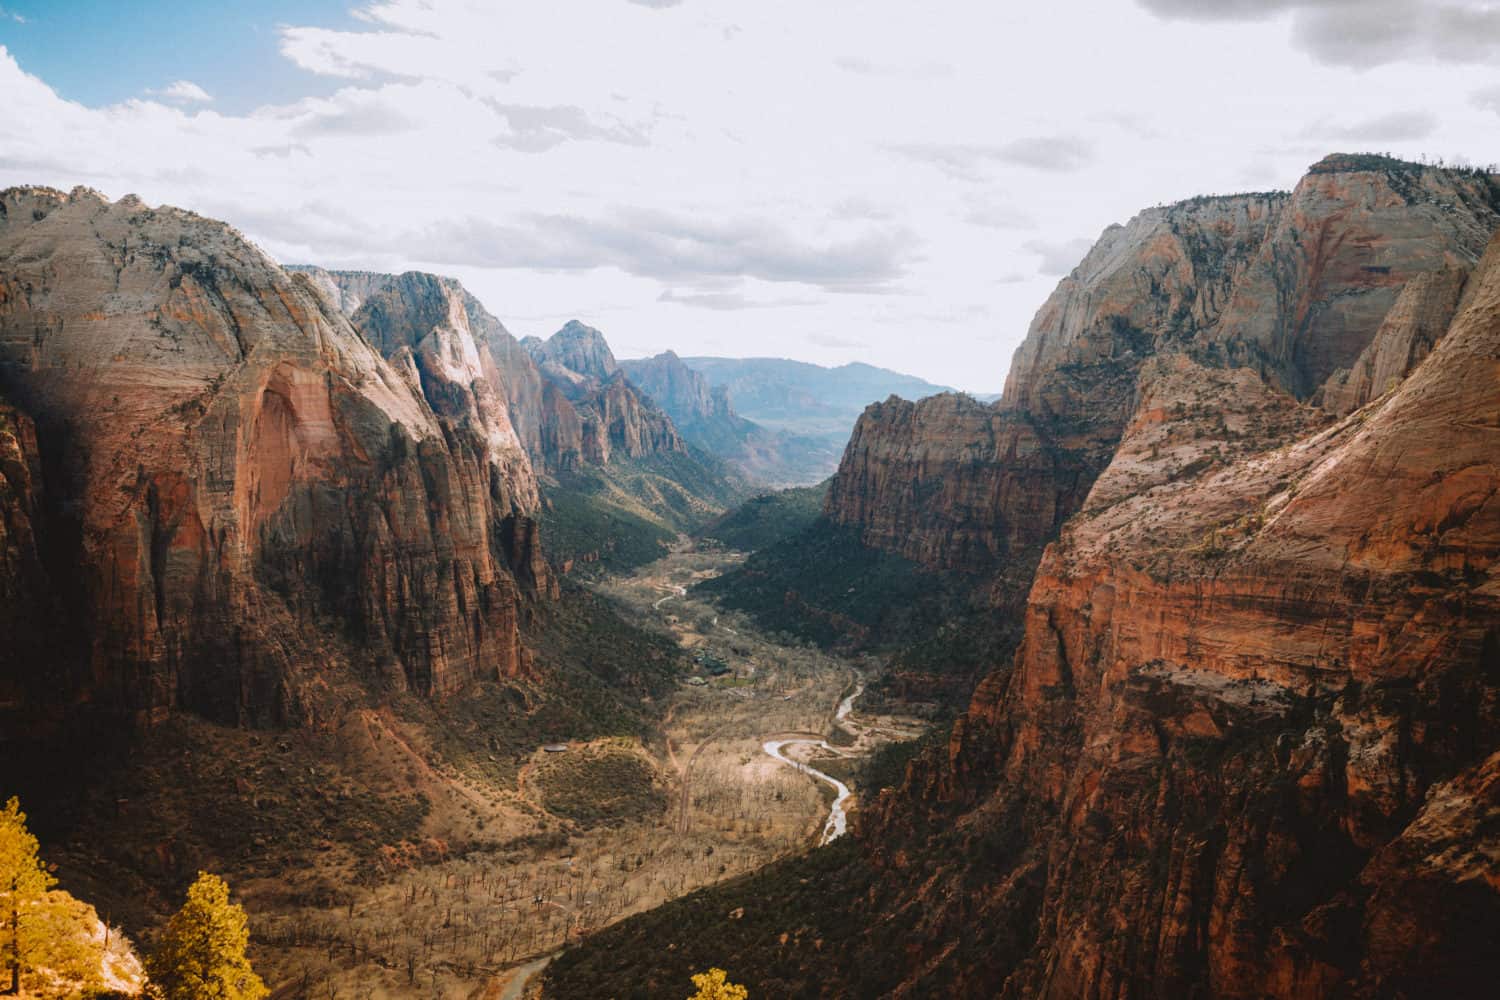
[2,153,1497,1000]
[828,157,1500,587]
[544,155,1500,999]
[0,183,925,998]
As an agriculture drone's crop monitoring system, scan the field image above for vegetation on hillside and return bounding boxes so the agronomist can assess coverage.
[695,515,1020,708]
[543,839,877,999]
[1306,151,1500,177]
[0,797,143,998]
[697,483,828,553]
[542,450,750,576]
[2,580,685,960]
[526,581,688,724]
[688,966,749,1000]
[541,726,1014,1000]
[696,519,943,646]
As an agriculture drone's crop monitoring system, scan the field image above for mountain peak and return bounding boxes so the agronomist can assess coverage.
[537,319,618,379]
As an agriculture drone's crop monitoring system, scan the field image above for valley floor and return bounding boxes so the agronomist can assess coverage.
[251,540,921,999]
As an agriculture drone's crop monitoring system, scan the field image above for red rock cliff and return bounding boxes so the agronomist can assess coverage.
[866,227,1500,998]
[0,397,55,710]
[0,188,548,729]
[307,273,687,475]
[522,321,687,469]
[825,392,1090,577]
[827,160,1499,585]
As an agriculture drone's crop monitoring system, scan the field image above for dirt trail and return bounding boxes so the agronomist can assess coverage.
[357,708,492,810]
[499,955,551,1000]
[472,953,554,1000]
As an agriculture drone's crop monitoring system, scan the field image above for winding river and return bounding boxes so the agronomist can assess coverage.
[762,681,864,845]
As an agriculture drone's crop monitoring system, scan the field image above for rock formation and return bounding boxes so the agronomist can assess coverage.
[0,188,548,730]
[819,159,1500,997]
[301,272,740,572]
[829,158,1500,586]
[619,350,730,427]
[520,323,686,468]
[825,391,1086,578]
[300,272,689,473]
[0,396,54,709]
[1317,266,1468,415]
[524,319,620,385]
[462,156,1500,1000]
[865,223,1500,997]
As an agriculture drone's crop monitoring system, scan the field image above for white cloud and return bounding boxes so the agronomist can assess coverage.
[889,136,1095,180]
[1023,238,1095,276]
[1474,86,1500,115]
[659,287,821,311]
[964,201,1036,231]
[149,80,212,104]
[833,56,951,80]
[805,331,865,349]
[0,2,1495,391]
[1299,110,1438,143]
[400,209,912,291]
[1137,0,1500,68]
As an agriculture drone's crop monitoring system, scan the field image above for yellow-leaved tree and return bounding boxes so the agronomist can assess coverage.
[1,796,125,998]
[146,872,268,1000]
[1,795,56,996]
[688,967,748,1000]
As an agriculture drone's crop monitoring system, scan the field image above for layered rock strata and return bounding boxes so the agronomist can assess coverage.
[301,272,688,473]
[828,159,1500,584]
[864,216,1500,999]
[0,188,547,728]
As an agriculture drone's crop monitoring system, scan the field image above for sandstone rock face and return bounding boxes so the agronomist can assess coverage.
[829,159,1500,585]
[825,393,1086,576]
[571,372,685,465]
[619,350,730,427]
[524,319,619,385]
[1317,266,1467,415]
[303,273,687,474]
[1000,192,1284,417]
[865,229,1500,998]
[345,272,539,512]
[521,323,686,469]
[1201,157,1498,398]
[292,267,552,469]
[0,188,547,729]
[0,397,53,708]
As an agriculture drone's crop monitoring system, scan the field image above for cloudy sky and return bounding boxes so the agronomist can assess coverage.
[1,1,1498,391]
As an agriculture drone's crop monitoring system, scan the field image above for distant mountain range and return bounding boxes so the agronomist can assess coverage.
[617,352,840,486]
[674,358,969,446]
